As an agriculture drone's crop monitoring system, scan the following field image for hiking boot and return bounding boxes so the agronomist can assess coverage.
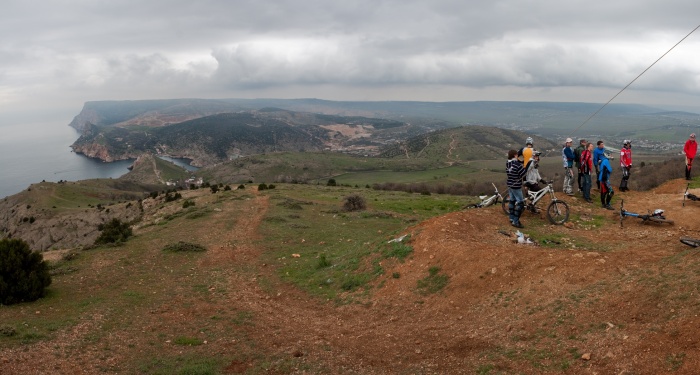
[605,205,615,210]
[585,199,593,203]
[512,222,524,228]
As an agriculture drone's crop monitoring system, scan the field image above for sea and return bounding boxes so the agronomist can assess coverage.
[0,119,197,199]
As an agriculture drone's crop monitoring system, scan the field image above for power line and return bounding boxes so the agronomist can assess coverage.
[570,23,700,137]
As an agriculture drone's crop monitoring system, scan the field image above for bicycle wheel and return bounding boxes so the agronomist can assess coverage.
[646,216,674,225]
[680,237,700,247]
[501,196,511,215]
[546,200,569,224]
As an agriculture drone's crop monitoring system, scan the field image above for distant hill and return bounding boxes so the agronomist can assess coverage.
[68,98,700,146]
[70,108,443,166]
[378,125,560,161]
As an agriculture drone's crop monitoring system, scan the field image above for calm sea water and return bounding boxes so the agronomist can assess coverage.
[0,120,197,199]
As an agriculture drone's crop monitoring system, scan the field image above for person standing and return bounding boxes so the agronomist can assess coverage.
[580,142,594,203]
[506,149,527,228]
[684,133,697,180]
[562,138,575,196]
[619,140,632,191]
[518,137,534,164]
[593,140,606,190]
[574,138,586,193]
[599,153,614,210]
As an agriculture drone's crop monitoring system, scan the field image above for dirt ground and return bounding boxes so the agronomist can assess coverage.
[4,179,700,374]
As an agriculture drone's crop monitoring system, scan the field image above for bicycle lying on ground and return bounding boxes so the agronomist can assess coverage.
[464,183,503,209]
[683,183,699,207]
[680,237,700,247]
[501,181,570,224]
[619,199,674,228]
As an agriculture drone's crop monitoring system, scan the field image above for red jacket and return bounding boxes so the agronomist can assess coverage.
[685,139,697,159]
[620,147,632,168]
[580,149,593,174]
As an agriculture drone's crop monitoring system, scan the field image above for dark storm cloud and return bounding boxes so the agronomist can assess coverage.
[1,0,699,113]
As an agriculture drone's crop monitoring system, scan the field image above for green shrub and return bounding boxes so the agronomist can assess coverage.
[95,218,133,244]
[327,178,337,186]
[162,241,207,252]
[258,183,268,191]
[0,239,52,305]
[342,194,367,212]
[182,200,195,208]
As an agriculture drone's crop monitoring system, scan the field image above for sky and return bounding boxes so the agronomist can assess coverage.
[2,0,700,124]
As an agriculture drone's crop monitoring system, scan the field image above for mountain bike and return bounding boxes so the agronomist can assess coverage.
[683,183,699,207]
[464,183,504,209]
[619,199,674,228]
[501,181,570,224]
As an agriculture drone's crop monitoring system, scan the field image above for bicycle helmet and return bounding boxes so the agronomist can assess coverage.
[653,209,665,216]
[533,150,542,157]
[525,137,533,145]
[623,140,631,146]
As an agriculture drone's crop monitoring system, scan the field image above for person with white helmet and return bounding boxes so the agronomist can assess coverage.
[518,136,534,163]
[561,138,575,195]
[684,133,697,180]
[619,140,632,191]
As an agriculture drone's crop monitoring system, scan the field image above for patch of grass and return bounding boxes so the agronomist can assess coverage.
[384,237,413,260]
[173,336,204,346]
[416,266,449,295]
[163,242,207,252]
[137,355,222,375]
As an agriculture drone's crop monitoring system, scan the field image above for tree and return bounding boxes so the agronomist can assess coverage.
[0,239,52,305]
[95,218,133,244]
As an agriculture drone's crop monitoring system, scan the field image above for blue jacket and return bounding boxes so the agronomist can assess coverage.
[593,147,605,169]
[598,157,613,182]
[562,146,575,168]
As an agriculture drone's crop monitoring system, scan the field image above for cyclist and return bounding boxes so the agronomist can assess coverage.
[562,138,575,195]
[524,151,548,212]
[684,133,697,180]
[574,138,586,193]
[598,153,614,210]
[580,142,594,203]
[593,140,606,190]
[506,149,527,228]
[518,137,534,163]
[619,140,632,191]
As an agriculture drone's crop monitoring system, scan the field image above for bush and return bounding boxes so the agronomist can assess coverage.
[182,200,195,208]
[95,218,133,244]
[162,241,207,252]
[258,183,268,191]
[0,239,52,305]
[327,178,337,186]
[343,194,367,212]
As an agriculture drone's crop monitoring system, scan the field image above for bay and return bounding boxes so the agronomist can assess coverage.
[0,120,133,199]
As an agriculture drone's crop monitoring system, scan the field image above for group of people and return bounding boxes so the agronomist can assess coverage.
[505,133,700,227]
[505,136,636,228]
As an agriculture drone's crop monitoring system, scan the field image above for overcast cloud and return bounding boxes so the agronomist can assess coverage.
[2,0,700,121]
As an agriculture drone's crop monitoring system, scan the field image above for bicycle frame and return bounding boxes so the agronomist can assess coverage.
[466,183,503,208]
[684,183,699,206]
[525,182,559,209]
[619,199,671,227]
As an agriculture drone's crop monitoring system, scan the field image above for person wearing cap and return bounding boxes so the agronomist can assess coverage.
[598,152,614,210]
[574,138,586,193]
[593,140,606,190]
[619,140,632,191]
[580,142,594,203]
[518,136,534,163]
[561,138,575,195]
[684,133,697,180]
